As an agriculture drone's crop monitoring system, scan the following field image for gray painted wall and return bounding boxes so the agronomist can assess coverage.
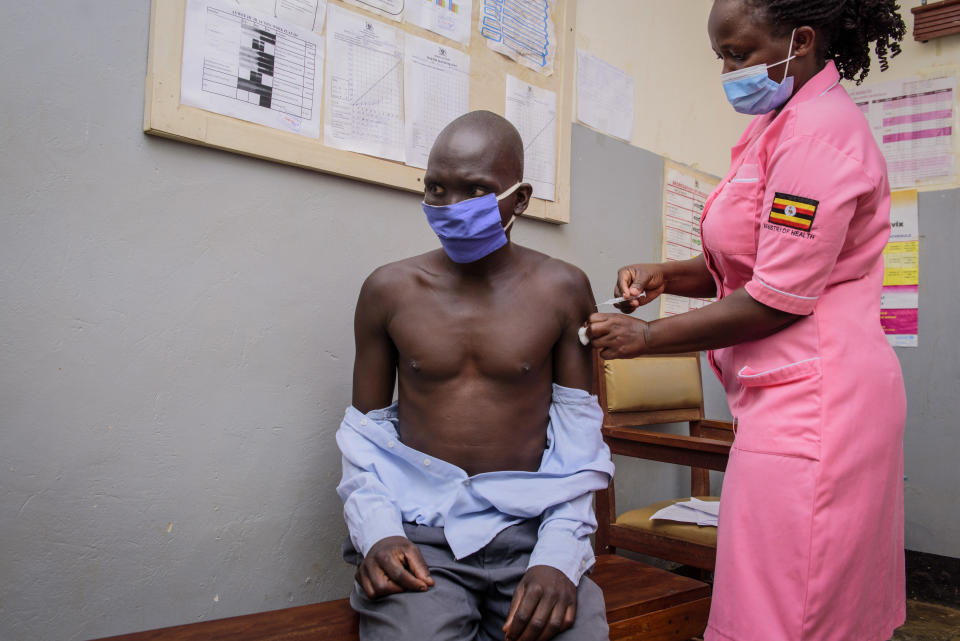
[902,189,960,558]
[0,3,954,641]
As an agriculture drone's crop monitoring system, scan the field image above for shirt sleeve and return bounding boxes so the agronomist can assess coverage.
[336,416,406,557]
[745,134,875,315]
[525,385,613,585]
[527,492,597,585]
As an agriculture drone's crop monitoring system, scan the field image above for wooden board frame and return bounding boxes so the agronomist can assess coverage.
[144,0,576,223]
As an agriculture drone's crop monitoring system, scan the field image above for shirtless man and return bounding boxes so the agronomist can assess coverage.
[337,111,613,641]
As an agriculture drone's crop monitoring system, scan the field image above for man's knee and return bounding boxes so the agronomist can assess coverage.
[554,576,609,641]
[350,578,480,641]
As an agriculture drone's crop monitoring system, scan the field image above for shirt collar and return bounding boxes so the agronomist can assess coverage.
[785,59,841,109]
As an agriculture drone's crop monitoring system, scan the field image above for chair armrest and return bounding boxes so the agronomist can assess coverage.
[698,419,735,443]
[699,419,734,431]
[602,426,731,472]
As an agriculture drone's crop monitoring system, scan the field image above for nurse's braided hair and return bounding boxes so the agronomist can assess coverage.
[745,0,906,84]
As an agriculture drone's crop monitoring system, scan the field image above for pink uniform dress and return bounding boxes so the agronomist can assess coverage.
[700,61,906,641]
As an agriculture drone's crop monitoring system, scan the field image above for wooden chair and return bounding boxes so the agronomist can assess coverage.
[593,351,735,571]
[91,555,711,641]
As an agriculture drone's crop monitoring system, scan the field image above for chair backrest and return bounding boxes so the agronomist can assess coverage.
[594,352,705,428]
[593,350,733,507]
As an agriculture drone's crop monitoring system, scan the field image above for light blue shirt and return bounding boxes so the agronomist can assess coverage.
[336,384,615,585]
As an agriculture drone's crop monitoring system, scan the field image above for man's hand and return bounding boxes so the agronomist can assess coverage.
[356,536,434,599]
[502,565,577,641]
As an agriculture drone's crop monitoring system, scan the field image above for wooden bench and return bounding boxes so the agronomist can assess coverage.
[93,555,710,641]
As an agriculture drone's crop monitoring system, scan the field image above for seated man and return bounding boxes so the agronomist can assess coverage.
[337,110,614,641]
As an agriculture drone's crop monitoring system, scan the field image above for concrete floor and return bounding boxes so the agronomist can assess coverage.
[891,600,960,641]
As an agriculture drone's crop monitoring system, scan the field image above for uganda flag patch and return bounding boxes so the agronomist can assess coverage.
[769,193,819,232]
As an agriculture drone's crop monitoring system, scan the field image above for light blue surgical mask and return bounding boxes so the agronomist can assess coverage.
[422,182,522,264]
[721,28,797,115]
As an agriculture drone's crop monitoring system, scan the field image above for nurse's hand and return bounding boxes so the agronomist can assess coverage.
[587,313,649,360]
[615,264,665,313]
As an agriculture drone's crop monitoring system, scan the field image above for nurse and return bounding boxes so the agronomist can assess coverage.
[587,1,908,640]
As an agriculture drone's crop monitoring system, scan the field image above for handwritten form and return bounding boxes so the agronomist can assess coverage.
[277,0,327,31]
[343,0,405,21]
[237,0,328,32]
[183,0,324,138]
[404,34,470,169]
[324,4,405,161]
[235,0,280,16]
[576,50,633,142]
[479,0,554,76]
[406,0,473,46]
[505,75,557,201]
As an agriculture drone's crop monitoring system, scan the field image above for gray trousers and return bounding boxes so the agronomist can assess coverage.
[343,520,609,641]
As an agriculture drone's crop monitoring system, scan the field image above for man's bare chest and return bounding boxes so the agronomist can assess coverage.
[387,290,562,381]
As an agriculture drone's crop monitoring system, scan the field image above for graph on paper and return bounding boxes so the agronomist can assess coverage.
[324,4,405,161]
[404,33,470,168]
[505,75,556,201]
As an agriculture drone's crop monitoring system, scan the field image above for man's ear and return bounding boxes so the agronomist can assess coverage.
[792,26,816,58]
[513,183,533,216]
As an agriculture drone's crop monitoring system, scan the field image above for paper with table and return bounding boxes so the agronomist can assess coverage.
[650,498,720,527]
[479,0,555,76]
[403,34,470,169]
[849,75,956,189]
[324,3,405,161]
[659,163,718,318]
[182,0,325,138]
[505,75,557,201]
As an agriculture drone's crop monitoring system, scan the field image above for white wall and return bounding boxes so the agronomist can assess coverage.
[576,0,960,182]
[575,0,752,177]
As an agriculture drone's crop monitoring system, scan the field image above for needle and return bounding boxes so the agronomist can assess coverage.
[596,292,646,307]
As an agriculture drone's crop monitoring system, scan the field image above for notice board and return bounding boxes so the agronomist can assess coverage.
[144,0,577,223]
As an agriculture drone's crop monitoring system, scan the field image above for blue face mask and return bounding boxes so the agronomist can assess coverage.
[422,182,522,264]
[721,29,797,115]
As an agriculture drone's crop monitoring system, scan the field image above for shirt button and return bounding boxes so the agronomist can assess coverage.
[387,441,395,448]
[423,458,431,467]
[463,479,471,486]
[360,418,368,426]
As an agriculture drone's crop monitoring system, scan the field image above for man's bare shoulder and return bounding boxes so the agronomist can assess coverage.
[514,245,592,293]
[513,245,594,315]
[359,250,446,299]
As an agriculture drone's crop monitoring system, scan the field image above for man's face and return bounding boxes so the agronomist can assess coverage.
[423,126,517,226]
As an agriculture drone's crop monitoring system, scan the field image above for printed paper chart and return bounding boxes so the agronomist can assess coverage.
[659,162,718,318]
[881,189,920,347]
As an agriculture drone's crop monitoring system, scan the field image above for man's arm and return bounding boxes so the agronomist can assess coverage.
[352,267,398,412]
[340,267,434,599]
[503,265,598,641]
[552,265,596,392]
